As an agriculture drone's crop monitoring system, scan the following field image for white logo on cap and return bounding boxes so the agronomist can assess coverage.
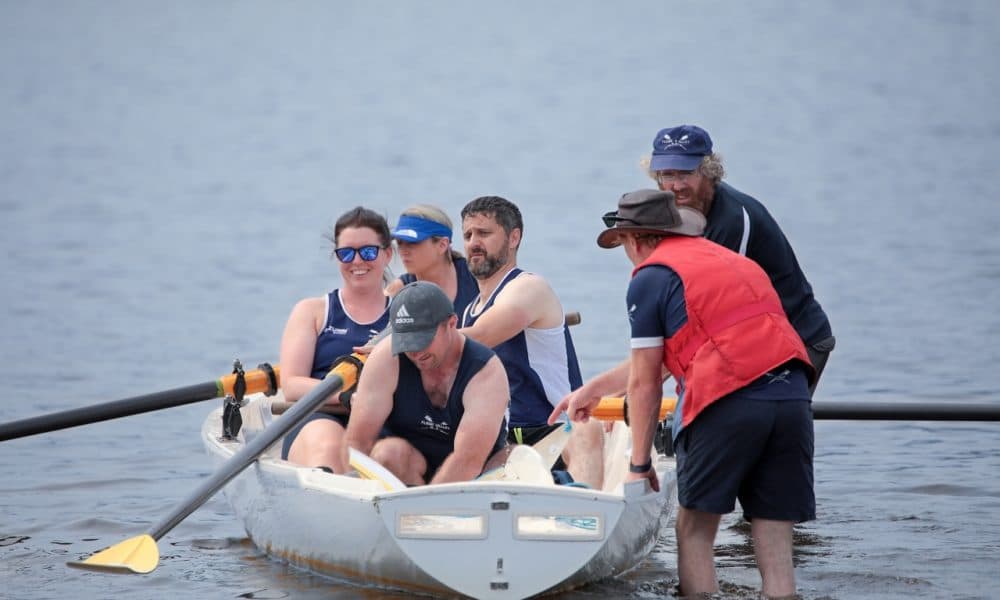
[661,133,690,150]
[395,304,415,324]
[396,228,418,238]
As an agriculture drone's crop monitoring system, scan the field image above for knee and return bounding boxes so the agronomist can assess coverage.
[290,421,345,463]
[570,419,605,450]
[372,438,426,479]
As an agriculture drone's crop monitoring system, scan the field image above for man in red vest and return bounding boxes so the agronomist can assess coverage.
[552,189,815,598]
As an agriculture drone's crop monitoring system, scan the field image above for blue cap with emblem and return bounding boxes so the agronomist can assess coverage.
[649,124,713,171]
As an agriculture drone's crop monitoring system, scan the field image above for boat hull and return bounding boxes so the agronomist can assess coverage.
[202,395,676,598]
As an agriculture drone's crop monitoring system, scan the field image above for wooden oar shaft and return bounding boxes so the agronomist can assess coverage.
[812,401,1000,421]
[146,370,348,541]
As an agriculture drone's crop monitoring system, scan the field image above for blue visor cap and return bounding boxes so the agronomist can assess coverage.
[391,215,453,242]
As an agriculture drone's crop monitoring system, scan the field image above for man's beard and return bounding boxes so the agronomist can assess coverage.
[468,246,510,279]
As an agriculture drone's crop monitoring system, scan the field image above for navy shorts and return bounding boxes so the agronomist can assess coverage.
[675,394,815,523]
[281,412,348,460]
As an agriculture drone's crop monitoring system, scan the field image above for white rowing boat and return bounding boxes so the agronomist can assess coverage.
[202,393,676,599]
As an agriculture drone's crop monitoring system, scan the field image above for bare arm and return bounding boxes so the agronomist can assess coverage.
[625,346,666,491]
[430,355,510,484]
[549,359,631,424]
[460,274,564,347]
[340,336,396,472]
[278,297,326,403]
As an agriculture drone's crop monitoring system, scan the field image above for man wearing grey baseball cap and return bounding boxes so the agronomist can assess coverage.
[551,189,816,598]
[340,281,510,485]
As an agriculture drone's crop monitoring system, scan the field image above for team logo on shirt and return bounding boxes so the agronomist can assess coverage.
[322,325,349,335]
[765,368,792,385]
[419,415,451,435]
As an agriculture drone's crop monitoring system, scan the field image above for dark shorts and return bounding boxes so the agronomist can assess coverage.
[281,412,348,460]
[508,423,568,471]
[675,395,815,523]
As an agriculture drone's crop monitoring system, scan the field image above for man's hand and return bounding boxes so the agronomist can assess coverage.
[548,385,603,425]
[626,467,659,492]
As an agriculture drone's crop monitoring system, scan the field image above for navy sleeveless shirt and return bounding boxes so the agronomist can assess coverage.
[399,256,480,316]
[386,336,507,479]
[311,290,389,379]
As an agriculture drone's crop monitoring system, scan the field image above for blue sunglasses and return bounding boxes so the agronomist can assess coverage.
[334,245,382,263]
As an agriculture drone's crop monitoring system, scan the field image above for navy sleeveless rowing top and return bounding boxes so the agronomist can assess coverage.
[399,257,480,316]
[310,290,389,379]
[386,336,507,480]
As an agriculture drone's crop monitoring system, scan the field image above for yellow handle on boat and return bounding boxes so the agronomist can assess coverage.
[219,366,282,397]
[591,396,677,421]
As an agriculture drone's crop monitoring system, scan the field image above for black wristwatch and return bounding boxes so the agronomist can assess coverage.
[629,459,653,473]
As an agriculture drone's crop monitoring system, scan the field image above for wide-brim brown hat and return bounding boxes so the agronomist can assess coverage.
[597,189,706,249]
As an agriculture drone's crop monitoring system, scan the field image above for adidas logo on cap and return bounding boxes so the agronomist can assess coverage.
[394,304,415,325]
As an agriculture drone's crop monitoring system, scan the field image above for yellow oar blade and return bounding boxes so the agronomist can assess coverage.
[67,533,159,574]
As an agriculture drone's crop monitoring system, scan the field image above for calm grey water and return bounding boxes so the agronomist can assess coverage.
[2,1,999,599]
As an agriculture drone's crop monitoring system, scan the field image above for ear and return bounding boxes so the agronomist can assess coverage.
[509,227,522,250]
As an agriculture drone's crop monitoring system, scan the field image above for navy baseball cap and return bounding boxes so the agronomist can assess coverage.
[649,125,713,171]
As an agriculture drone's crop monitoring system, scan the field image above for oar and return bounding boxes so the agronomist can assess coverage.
[812,401,1000,421]
[66,359,358,574]
[0,366,281,442]
[590,398,1000,422]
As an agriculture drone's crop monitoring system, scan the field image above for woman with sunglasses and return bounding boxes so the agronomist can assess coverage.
[279,206,394,469]
[385,204,479,315]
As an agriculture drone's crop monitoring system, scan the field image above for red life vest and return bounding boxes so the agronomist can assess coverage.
[633,236,813,428]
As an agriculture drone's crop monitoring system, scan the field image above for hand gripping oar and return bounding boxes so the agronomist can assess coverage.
[0,365,281,442]
[66,359,358,574]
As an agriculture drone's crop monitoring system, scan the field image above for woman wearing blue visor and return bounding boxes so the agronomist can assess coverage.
[386,205,479,315]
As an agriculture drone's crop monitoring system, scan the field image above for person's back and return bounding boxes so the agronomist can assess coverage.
[579,188,816,598]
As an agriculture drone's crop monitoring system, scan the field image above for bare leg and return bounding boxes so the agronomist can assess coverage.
[562,419,605,488]
[675,506,721,596]
[371,437,428,486]
[751,518,796,598]
[287,419,346,470]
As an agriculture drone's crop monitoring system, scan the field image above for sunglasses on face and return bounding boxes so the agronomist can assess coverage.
[601,211,641,228]
[334,245,382,263]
